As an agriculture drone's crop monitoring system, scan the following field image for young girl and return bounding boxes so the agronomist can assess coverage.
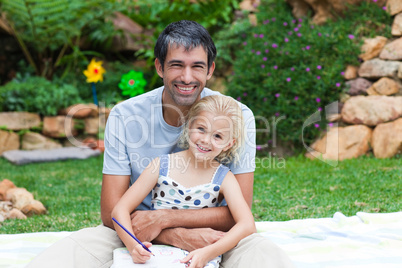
[111,95,256,268]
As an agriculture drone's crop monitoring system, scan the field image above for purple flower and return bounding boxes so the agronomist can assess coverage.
[298,18,303,22]
[284,38,289,42]
[382,6,386,10]
[283,22,288,26]
[261,64,265,69]
[256,145,262,151]
[290,67,295,71]
[254,33,258,38]
[272,43,278,48]
[328,123,334,127]
[243,42,247,46]
[267,72,271,76]
[317,65,322,70]
[317,76,321,80]
[297,33,302,37]
[292,19,296,24]
[348,34,355,39]
[294,27,299,32]
[373,0,377,2]
[251,49,255,53]
[263,57,267,61]
[318,33,322,37]
[306,45,310,50]
[310,25,315,29]
[263,20,270,24]
[294,96,299,101]
[314,124,320,128]
[288,31,293,35]
[336,83,341,87]
[275,112,280,117]
[243,92,248,96]
[318,107,322,111]
[306,67,310,72]
[275,93,280,98]
[237,97,241,101]
[274,65,278,69]
[272,17,276,21]
[256,51,261,55]
[297,24,302,28]
[265,49,269,53]
[316,98,321,103]
[286,77,291,82]
[341,71,345,76]
[260,34,264,38]
[263,97,267,102]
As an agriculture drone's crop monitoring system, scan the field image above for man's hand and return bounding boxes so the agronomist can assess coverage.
[155,227,225,252]
[130,210,167,242]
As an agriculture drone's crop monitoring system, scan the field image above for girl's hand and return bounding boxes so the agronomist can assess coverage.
[131,242,152,264]
[180,247,213,268]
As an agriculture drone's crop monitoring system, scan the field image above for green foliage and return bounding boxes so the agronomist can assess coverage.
[0,76,82,116]
[0,0,123,79]
[57,61,163,106]
[124,0,240,63]
[215,1,392,150]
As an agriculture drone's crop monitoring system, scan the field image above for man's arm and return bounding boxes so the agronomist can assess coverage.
[101,174,130,229]
[131,172,254,250]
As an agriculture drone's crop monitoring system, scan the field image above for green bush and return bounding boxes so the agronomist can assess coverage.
[57,61,163,107]
[0,76,82,116]
[0,0,123,79]
[215,1,391,150]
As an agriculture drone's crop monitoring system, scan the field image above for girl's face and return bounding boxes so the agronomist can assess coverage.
[187,111,235,162]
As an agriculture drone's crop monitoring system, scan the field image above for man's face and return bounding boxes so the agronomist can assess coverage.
[155,45,215,107]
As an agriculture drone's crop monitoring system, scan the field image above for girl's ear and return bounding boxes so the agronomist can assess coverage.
[223,139,236,152]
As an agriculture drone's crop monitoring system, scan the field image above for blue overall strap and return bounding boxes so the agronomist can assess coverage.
[159,154,169,177]
[212,165,230,185]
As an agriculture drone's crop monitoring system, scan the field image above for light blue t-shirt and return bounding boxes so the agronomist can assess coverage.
[102,86,256,210]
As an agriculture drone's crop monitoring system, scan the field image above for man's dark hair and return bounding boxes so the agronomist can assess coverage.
[154,20,217,72]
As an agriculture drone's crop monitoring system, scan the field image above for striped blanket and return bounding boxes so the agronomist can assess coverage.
[1,212,401,267]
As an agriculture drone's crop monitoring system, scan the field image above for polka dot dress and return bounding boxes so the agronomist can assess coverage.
[151,154,229,210]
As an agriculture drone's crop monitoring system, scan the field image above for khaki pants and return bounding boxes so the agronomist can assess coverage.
[27,225,295,268]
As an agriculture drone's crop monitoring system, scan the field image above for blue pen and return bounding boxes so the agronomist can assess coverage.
[112,217,154,256]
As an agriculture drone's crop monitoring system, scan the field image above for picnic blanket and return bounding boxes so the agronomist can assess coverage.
[1,212,401,267]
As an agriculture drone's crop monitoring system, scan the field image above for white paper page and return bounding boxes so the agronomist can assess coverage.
[111,245,220,268]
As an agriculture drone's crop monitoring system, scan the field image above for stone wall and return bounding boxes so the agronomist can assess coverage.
[0,104,110,155]
[306,0,402,160]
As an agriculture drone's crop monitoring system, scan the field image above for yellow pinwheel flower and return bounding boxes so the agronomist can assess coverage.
[83,58,106,83]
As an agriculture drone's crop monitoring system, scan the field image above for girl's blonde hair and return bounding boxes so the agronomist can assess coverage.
[178,95,244,163]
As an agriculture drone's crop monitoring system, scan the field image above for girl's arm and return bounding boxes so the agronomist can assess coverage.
[181,171,256,267]
[111,157,160,262]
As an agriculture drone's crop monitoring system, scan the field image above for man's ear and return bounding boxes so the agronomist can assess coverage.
[207,61,215,80]
[155,58,163,78]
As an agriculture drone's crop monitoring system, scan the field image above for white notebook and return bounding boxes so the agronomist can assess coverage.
[111,245,220,268]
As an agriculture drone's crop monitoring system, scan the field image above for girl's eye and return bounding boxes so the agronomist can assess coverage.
[214,134,222,139]
[198,127,205,132]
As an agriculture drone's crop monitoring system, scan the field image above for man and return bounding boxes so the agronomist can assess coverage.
[28,20,294,268]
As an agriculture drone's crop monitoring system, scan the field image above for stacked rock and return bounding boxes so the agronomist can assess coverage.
[307,0,402,160]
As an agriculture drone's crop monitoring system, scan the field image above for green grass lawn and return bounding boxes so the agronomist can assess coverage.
[0,154,400,234]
